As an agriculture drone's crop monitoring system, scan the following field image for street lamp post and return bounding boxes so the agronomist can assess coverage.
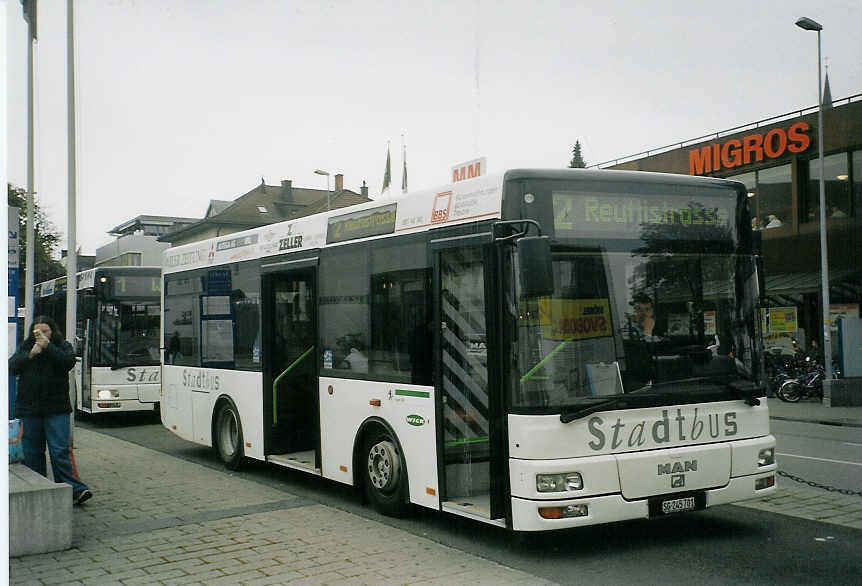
[795,16,832,381]
[314,169,331,212]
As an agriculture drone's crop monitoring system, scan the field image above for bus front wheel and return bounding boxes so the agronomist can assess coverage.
[214,401,245,470]
[363,429,409,517]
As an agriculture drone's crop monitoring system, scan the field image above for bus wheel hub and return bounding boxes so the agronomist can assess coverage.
[368,440,399,491]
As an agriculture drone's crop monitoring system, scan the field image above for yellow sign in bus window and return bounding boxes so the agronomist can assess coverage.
[538,298,612,341]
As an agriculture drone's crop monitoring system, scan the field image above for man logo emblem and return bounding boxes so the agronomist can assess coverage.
[671,475,685,488]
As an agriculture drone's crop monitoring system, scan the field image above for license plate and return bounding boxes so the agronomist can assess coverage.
[661,496,695,514]
[648,491,705,517]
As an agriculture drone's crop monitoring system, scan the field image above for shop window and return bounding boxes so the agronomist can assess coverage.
[727,171,758,229]
[808,153,851,221]
[756,164,791,229]
[853,150,862,217]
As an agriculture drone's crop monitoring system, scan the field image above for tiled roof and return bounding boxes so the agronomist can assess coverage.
[159,180,371,244]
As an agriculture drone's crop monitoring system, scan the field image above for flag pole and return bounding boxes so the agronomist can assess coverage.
[401,134,407,195]
[23,0,37,326]
[66,0,78,348]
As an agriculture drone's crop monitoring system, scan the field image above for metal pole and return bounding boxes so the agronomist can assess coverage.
[24,12,36,326]
[327,174,331,212]
[815,29,833,380]
[66,0,78,346]
[66,0,79,433]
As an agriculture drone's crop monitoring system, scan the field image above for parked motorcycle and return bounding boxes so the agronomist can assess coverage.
[765,351,804,396]
[776,356,823,403]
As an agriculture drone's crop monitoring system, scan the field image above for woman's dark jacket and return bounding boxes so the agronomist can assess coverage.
[9,339,76,417]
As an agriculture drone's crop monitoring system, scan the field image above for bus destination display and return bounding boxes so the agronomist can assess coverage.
[553,191,736,240]
[108,275,162,297]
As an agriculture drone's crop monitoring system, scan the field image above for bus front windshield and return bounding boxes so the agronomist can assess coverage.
[512,250,761,411]
[97,301,161,366]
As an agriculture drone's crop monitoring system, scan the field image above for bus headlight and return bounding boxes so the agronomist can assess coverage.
[97,389,119,400]
[536,472,583,492]
[758,448,775,467]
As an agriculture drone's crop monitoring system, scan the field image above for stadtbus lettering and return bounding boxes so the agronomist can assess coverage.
[587,409,738,451]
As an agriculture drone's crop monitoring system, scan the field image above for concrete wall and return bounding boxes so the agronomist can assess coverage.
[96,233,170,267]
[823,378,862,407]
[9,464,72,557]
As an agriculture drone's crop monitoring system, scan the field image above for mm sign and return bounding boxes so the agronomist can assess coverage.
[451,157,486,183]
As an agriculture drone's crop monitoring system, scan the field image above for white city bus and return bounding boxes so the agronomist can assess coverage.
[161,169,776,531]
[35,267,162,414]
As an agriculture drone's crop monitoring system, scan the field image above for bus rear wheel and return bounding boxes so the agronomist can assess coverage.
[215,401,245,470]
[363,429,409,517]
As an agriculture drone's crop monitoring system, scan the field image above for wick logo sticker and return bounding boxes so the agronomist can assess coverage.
[431,191,452,224]
[406,414,425,427]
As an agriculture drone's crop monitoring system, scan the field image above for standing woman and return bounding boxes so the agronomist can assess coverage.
[9,315,93,505]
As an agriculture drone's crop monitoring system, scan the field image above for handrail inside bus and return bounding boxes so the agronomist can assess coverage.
[272,345,315,426]
[520,338,574,383]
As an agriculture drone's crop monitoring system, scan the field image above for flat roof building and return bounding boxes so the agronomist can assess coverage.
[600,94,862,355]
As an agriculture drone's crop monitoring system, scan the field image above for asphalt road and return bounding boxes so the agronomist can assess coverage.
[772,419,862,493]
[78,413,862,585]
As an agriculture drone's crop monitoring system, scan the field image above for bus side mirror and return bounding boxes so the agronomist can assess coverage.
[82,295,97,319]
[517,236,554,297]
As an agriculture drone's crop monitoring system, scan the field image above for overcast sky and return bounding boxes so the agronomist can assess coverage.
[6,0,862,254]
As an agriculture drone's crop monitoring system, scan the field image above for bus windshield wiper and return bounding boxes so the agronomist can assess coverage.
[647,376,764,406]
[559,397,631,424]
[559,390,663,424]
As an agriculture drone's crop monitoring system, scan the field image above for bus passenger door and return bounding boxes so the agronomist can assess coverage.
[434,240,504,521]
[262,264,319,466]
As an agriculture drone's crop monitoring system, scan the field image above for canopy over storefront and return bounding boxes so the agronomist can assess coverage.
[764,269,862,306]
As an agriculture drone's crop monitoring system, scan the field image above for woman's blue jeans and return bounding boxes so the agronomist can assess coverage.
[21,414,89,495]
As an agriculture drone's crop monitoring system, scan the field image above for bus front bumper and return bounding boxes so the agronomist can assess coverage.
[510,472,777,531]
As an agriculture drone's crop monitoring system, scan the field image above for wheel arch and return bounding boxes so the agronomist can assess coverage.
[352,416,410,504]
[211,393,241,445]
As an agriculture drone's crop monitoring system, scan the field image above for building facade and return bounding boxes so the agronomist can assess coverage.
[602,95,862,355]
[97,215,198,266]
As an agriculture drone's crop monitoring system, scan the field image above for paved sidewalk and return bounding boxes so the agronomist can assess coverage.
[10,398,862,584]
[766,396,862,428]
[10,428,555,586]
[735,397,862,529]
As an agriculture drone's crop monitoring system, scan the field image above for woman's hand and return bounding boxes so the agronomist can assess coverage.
[29,331,50,358]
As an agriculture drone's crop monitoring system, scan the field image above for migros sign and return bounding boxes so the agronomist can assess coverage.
[688,121,811,175]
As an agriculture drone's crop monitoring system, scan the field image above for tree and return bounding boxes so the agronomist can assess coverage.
[7,183,65,302]
[569,140,586,168]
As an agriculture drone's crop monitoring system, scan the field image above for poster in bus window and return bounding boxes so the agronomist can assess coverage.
[202,296,231,316]
[538,298,612,341]
[202,320,234,363]
[586,362,623,396]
